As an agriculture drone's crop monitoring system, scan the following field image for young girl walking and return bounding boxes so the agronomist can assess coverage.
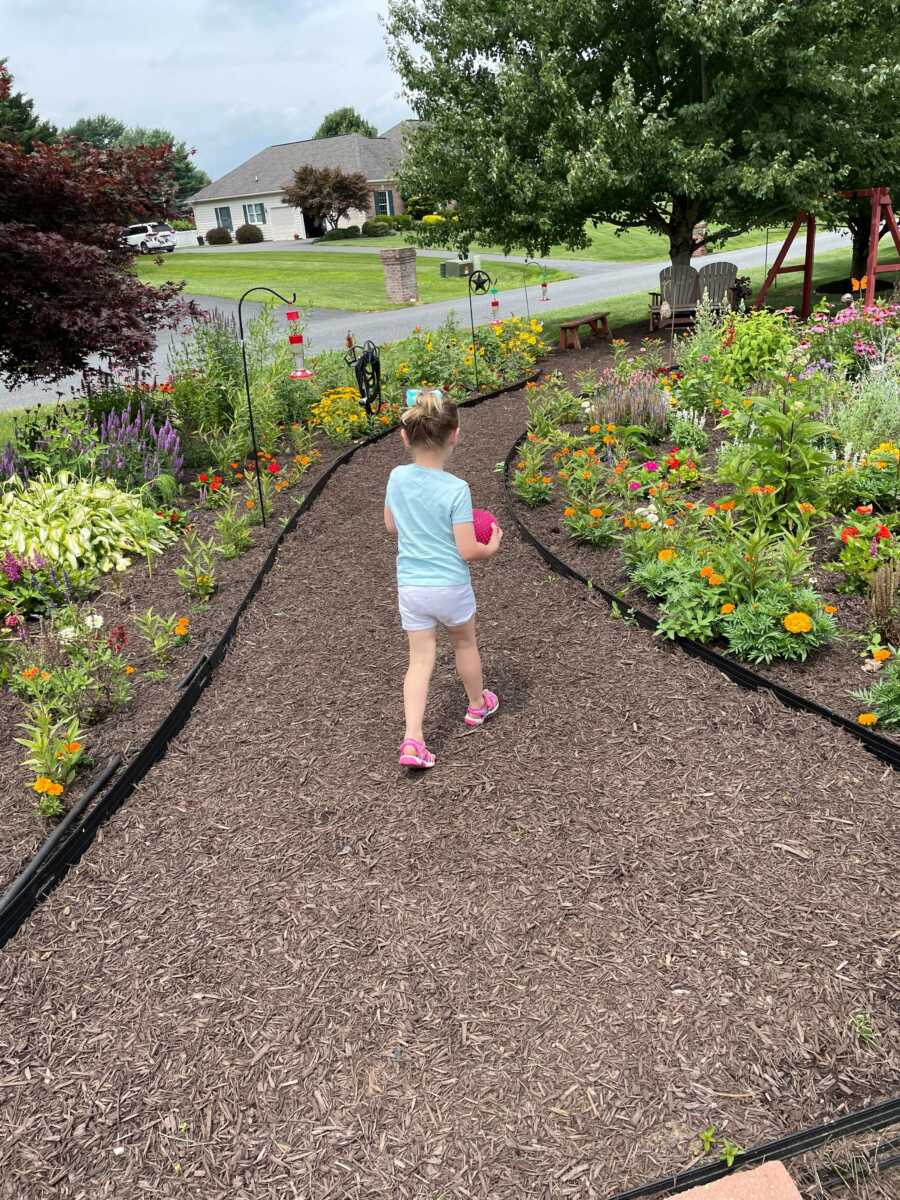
[384,389,503,769]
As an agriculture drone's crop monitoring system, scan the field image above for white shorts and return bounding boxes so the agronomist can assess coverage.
[398,584,476,632]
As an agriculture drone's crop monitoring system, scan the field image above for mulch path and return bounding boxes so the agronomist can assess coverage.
[1,348,899,1198]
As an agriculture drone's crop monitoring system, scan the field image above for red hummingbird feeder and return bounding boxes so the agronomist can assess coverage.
[286,310,314,380]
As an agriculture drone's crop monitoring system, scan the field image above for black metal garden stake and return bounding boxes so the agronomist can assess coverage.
[467,269,493,394]
[237,286,298,527]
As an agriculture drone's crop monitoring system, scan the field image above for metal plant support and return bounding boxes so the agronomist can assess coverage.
[523,258,545,318]
[237,286,297,527]
[345,338,383,416]
[467,269,493,393]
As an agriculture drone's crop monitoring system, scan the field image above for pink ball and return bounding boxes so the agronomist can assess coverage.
[472,507,498,545]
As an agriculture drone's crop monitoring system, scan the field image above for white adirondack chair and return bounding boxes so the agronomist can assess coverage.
[649,266,699,331]
[698,261,738,312]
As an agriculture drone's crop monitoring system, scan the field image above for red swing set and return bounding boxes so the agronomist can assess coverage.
[754,187,900,318]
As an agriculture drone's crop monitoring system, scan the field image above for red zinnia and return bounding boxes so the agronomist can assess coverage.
[841,526,860,543]
[198,473,209,484]
[267,461,281,474]
[855,504,873,515]
[875,524,891,540]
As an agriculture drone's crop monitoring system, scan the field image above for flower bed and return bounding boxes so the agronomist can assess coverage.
[508,297,900,742]
[0,308,545,886]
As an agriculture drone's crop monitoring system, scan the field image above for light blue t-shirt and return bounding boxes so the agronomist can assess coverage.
[385,463,473,587]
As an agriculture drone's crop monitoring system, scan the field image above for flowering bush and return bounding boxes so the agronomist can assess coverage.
[512,437,553,506]
[309,385,370,445]
[799,297,900,377]
[824,510,898,592]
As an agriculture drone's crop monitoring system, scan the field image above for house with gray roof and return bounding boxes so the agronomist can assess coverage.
[189,121,419,241]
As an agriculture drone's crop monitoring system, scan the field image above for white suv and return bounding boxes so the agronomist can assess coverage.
[121,222,176,254]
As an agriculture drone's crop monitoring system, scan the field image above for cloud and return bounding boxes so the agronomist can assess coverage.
[1,0,413,178]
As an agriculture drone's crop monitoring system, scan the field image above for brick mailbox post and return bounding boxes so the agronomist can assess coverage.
[380,247,418,303]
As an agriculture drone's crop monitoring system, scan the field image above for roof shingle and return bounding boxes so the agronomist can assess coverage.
[189,125,419,204]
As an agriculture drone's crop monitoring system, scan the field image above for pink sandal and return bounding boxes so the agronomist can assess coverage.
[464,689,500,728]
[399,738,436,769]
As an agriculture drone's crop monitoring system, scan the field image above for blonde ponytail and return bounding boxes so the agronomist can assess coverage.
[401,388,459,448]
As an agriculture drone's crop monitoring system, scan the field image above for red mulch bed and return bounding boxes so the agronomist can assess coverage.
[0,442,345,887]
[0,357,898,1198]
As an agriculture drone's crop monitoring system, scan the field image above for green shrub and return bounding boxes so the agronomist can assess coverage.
[345,224,361,238]
[393,214,412,229]
[362,220,392,237]
[234,223,264,244]
[205,226,232,246]
[722,585,836,664]
[171,218,195,231]
[829,368,900,455]
[320,227,353,241]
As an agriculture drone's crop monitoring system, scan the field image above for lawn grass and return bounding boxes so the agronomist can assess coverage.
[327,224,793,263]
[532,242,898,347]
[136,251,572,310]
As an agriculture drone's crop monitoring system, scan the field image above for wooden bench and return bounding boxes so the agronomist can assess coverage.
[558,311,611,351]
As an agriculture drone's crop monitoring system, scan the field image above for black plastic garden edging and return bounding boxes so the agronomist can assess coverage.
[604,1095,900,1199]
[502,436,900,772]
[0,374,538,952]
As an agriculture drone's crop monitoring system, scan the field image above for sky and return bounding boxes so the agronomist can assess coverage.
[2,0,415,180]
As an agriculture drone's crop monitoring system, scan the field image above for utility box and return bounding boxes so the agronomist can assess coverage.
[440,259,474,278]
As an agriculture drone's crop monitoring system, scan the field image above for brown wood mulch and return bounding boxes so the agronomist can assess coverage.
[0,350,899,1198]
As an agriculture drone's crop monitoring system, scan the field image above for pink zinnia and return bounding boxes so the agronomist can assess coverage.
[628,480,641,491]
[644,461,659,472]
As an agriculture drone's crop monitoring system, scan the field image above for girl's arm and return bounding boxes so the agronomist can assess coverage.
[454,520,503,562]
[384,506,397,534]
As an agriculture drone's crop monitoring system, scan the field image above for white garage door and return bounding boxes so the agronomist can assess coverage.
[269,204,302,242]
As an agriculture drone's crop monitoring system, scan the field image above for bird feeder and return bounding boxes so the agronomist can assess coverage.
[489,286,500,316]
[286,310,314,381]
[540,280,549,303]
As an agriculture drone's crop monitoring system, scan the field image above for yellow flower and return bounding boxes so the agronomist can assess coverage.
[783,611,813,634]
[858,712,878,726]
[589,424,601,434]
[658,548,676,562]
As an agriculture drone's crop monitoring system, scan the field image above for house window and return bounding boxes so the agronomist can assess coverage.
[242,202,267,225]
[373,190,395,217]
[214,206,233,231]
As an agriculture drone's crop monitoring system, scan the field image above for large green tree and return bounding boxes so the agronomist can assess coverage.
[0,58,57,150]
[117,126,210,208]
[386,0,900,264]
[65,113,127,150]
[314,106,377,140]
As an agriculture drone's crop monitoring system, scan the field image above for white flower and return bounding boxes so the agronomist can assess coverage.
[85,614,104,629]
[57,626,77,644]
[634,504,659,525]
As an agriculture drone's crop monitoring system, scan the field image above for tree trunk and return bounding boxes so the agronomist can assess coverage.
[850,217,869,281]
[668,196,700,265]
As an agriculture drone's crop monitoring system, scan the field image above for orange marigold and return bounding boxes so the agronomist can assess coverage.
[873,648,893,662]
[707,573,725,587]
[783,611,813,634]
[699,565,714,579]
[720,603,735,615]
[658,548,676,562]
[563,506,576,518]
[718,499,736,512]
[858,712,878,726]
[824,604,837,614]
[590,507,604,518]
